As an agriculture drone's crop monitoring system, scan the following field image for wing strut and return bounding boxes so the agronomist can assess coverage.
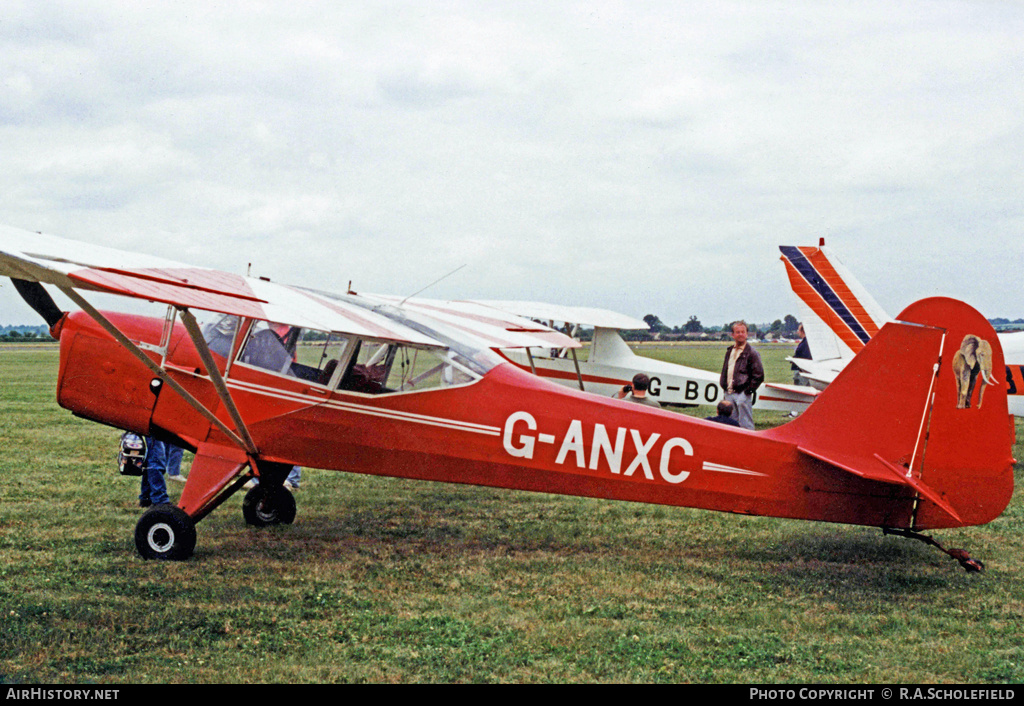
[176,307,259,455]
[57,287,255,454]
[570,348,585,391]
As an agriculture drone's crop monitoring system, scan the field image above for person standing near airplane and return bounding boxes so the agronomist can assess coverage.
[139,438,171,507]
[165,443,186,484]
[791,323,811,385]
[720,321,764,430]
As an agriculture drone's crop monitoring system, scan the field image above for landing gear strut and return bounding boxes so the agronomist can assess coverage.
[884,528,985,573]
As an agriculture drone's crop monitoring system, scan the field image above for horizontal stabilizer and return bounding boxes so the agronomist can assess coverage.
[796,446,963,524]
[762,382,819,400]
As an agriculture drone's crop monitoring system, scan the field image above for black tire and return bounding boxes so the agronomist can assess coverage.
[135,504,196,561]
[242,485,297,527]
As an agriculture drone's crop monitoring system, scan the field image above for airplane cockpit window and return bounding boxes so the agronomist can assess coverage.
[232,319,480,394]
[239,321,296,374]
[338,340,393,394]
[336,340,478,395]
[236,321,351,386]
[202,314,241,358]
[293,330,351,385]
[384,345,475,392]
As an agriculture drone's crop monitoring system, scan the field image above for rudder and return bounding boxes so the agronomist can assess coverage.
[767,297,1014,529]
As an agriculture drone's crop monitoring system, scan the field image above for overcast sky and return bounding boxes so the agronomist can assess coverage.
[1,1,1022,328]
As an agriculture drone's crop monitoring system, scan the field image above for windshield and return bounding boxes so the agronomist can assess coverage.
[301,287,504,377]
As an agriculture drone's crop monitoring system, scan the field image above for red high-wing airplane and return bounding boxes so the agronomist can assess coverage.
[0,225,1016,569]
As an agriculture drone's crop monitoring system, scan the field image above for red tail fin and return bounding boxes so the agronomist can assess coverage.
[767,297,1015,529]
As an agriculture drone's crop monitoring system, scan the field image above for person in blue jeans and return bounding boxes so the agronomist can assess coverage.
[165,444,185,483]
[139,438,170,507]
[245,466,302,490]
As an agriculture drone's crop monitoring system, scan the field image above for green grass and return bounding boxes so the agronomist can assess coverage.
[1,347,1022,683]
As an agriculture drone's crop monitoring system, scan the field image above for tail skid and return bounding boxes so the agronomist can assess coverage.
[883,528,985,573]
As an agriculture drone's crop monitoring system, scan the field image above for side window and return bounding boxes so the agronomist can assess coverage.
[239,321,297,375]
[384,346,475,392]
[201,314,241,359]
[292,331,351,385]
[338,341,393,394]
[335,340,478,394]
[237,322,350,386]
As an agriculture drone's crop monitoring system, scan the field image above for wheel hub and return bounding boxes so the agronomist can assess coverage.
[147,522,175,552]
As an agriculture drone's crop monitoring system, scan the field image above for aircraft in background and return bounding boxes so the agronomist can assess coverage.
[461,300,819,414]
[780,241,1024,418]
[0,224,1013,570]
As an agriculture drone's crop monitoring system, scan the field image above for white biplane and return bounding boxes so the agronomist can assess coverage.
[462,300,819,415]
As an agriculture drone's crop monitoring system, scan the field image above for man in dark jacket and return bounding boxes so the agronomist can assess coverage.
[705,399,741,427]
[791,323,811,385]
[719,321,764,430]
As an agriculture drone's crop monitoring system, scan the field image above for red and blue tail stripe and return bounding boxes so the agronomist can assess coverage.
[780,245,882,355]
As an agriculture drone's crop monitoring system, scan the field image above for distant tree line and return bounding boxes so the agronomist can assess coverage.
[629,313,801,342]
[1,325,55,341]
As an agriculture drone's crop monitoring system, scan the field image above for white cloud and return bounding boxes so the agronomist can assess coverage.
[1,0,1023,328]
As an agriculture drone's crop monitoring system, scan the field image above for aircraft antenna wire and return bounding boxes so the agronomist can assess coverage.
[399,264,467,307]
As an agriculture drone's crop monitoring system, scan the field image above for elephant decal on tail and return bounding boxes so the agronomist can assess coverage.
[952,334,998,409]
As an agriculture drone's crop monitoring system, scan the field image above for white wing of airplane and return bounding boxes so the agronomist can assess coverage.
[0,224,446,347]
[1002,331,1024,359]
[469,300,649,331]
[0,224,577,352]
[353,293,582,351]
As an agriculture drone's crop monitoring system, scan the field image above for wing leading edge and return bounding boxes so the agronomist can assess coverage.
[0,224,581,351]
[468,299,649,331]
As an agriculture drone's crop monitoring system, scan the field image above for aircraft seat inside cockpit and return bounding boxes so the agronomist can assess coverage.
[319,358,338,386]
[339,363,387,394]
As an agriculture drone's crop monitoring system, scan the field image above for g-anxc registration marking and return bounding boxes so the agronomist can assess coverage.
[502,411,694,483]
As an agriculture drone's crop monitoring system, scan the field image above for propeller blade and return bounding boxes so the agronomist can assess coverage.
[11,278,65,328]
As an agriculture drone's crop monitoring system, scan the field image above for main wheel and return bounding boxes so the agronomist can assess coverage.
[135,504,197,561]
[242,485,297,527]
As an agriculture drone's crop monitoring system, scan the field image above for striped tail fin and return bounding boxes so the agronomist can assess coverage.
[779,243,890,362]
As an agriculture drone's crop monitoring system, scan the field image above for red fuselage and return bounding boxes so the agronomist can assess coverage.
[53,304,1014,532]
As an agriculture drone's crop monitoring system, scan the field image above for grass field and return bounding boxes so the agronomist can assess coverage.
[1,345,1022,684]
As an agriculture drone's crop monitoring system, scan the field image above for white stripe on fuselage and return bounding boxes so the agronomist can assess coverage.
[225,378,502,436]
